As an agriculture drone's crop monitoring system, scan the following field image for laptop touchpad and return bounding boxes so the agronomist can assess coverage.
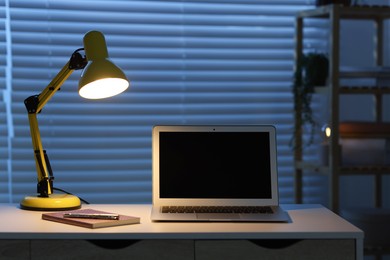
[196,213,241,220]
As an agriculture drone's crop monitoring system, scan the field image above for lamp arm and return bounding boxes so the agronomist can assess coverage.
[24,51,87,197]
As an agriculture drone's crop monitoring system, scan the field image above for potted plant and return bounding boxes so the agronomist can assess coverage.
[292,52,329,149]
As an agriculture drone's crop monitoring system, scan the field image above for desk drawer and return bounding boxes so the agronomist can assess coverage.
[196,239,355,260]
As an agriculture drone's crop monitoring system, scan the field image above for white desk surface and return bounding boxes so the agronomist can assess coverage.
[0,204,363,240]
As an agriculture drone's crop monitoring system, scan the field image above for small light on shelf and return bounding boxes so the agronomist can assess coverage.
[322,124,331,140]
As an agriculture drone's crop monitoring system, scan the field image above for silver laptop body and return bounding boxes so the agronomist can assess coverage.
[151,125,289,222]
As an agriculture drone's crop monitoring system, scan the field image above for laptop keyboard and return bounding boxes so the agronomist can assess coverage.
[162,206,273,214]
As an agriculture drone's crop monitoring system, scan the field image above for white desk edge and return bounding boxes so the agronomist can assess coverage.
[0,203,363,240]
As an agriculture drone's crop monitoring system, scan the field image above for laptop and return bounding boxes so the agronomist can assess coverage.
[150,125,289,222]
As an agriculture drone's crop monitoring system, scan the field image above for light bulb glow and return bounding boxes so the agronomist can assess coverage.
[79,78,129,99]
[325,126,331,138]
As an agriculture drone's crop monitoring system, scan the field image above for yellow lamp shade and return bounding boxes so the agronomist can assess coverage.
[78,31,129,99]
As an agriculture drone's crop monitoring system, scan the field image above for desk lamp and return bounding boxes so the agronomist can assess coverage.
[20,31,129,211]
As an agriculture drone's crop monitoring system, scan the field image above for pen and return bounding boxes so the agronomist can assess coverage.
[63,213,120,220]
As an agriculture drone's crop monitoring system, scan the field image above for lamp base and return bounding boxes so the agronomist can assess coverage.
[20,194,81,211]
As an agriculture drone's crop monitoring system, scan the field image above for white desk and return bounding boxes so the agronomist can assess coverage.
[0,204,363,259]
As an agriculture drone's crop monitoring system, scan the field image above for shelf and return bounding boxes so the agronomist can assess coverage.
[314,86,390,94]
[297,5,390,20]
[295,161,329,174]
[339,86,390,94]
[339,67,390,79]
[340,166,390,175]
[296,161,390,175]
[339,122,390,138]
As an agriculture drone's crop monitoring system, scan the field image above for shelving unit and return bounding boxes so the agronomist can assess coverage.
[293,4,390,212]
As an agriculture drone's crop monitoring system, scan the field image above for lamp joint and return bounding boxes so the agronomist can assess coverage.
[69,49,87,70]
[24,95,40,114]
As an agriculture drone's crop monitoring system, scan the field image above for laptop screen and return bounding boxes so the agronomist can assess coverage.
[158,130,272,199]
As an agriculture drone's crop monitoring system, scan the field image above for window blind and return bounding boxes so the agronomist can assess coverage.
[0,0,9,203]
[7,0,326,204]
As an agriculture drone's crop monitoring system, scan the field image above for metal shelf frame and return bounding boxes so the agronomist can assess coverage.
[294,4,390,212]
